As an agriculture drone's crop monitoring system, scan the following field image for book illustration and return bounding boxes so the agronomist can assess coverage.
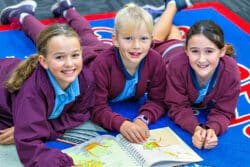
[63,127,202,167]
[116,127,203,166]
[63,135,139,167]
[140,130,196,160]
[142,139,194,160]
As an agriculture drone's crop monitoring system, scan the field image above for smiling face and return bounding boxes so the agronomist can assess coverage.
[185,34,226,83]
[112,22,152,72]
[39,35,82,90]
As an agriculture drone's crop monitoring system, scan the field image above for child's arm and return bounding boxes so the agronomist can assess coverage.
[12,84,74,167]
[205,78,240,135]
[138,51,167,124]
[165,59,200,134]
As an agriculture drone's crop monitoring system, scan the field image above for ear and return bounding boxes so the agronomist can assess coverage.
[112,34,119,47]
[219,45,227,58]
[38,55,48,69]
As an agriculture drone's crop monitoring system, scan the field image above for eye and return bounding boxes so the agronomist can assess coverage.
[190,49,199,54]
[55,55,64,60]
[124,36,132,40]
[205,49,214,54]
[141,36,149,41]
[72,53,80,58]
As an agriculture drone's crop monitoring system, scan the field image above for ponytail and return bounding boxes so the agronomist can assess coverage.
[225,43,236,57]
[5,54,39,93]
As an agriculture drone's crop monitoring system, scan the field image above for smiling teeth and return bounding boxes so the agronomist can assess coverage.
[198,64,208,68]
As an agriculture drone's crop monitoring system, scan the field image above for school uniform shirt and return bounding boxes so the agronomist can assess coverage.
[1,59,95,167]
[154,39,240,136]
[89,47,166,132]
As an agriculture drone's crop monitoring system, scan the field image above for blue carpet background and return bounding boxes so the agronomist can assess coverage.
[0,2,249,167]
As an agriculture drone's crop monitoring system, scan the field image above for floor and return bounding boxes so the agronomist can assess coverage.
[0,0,249,23]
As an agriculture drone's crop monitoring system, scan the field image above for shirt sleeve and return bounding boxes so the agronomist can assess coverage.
[12,84,74,167]
[165,64,200,134]
[205,70,240,135]
[138,55,166,123]
[90,59,127,131]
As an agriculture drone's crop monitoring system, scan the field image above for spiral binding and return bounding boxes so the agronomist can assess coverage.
[118,135,147,166]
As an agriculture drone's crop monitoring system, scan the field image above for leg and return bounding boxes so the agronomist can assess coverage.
[65,9,104,47]
[0,0,44,43]
[51,0,104,48]
[167,25,182,40]
[22,15,45,43]
[153,2,178,41]
[153,0,192,41]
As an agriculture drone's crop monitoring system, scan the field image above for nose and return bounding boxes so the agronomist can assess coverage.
[198,52,206,63]
[65,57,73,67]
[133,39,140,49]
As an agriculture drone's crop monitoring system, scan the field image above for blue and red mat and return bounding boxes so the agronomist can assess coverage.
[0,2,249,167]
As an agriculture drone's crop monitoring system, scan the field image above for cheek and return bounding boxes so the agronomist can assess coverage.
[210,57,221,65]
[48,63,62,72]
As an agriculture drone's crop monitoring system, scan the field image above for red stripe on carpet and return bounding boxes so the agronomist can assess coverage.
[0,12,116,31]
[190,2,250,34]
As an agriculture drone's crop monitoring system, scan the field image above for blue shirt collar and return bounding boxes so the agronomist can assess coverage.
[116,48,144,80]
[46,70,80,96]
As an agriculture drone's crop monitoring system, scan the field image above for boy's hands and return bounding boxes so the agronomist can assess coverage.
[0,126,15,145]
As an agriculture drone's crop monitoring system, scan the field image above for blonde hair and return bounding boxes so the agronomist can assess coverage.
[114,3,153,36]
[5,24,80,93]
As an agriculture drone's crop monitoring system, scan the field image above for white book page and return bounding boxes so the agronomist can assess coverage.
[116,127,203,167]
[63,135,140,167]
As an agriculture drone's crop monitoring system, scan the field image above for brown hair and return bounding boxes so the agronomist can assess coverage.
[5,24,80,93]
[186,20,235,57]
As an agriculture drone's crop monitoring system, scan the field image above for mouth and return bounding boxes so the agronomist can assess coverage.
[129,52,141,58]
[197,64,209,69]
[62,69,76,76]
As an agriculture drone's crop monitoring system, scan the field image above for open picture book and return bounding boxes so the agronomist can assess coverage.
[62,127,203,167]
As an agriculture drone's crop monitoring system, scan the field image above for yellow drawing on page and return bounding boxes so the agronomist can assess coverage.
[143,141,161,150]
[66,139,138,167]
[84,142,108,157]
[67,141,110,167]
[143,137,169,150]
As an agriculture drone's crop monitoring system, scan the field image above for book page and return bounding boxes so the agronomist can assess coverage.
[116,127,203,167]
[62,135,140,167]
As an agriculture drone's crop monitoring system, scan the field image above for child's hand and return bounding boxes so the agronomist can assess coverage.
[203,129,218,149]
[192,125,206,149]
[120,120,149,143]
[0,126,15,145]
[133,118,150,137]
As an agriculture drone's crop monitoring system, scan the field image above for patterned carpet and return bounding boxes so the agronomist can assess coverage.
[0,0,249,23]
